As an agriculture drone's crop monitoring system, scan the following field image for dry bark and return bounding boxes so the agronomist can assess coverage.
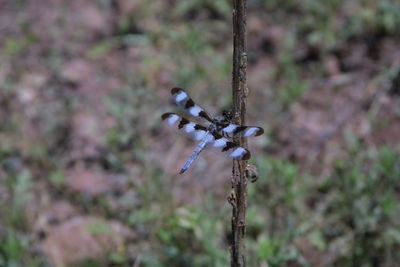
[229,0,248,266]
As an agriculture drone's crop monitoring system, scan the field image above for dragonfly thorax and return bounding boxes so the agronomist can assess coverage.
[210,114,230,132]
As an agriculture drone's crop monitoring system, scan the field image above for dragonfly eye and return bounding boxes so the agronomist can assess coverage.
[222,109,234,121]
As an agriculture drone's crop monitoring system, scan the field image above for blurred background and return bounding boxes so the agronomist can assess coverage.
[0,0,399,266]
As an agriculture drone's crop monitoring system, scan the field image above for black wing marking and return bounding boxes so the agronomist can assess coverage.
[220,123,264,137]
[170,87,213,122]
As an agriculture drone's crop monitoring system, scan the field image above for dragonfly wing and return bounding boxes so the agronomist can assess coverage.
[210,132,251,160]
[170,87,213,122]
[221,123,264,137]
[161,112,210,142]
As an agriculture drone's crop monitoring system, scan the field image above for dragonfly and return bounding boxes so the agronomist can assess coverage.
[161,87,264,174]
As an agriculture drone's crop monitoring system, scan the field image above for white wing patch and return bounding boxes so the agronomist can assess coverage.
[223,124,238,133]
[193,130,207,141]
[213,138,228,148]
[230,147,247,159]
[189,106,202,116]
[175,91,188,102]
[167,114,180,125]
[184,122,196,133]
[244,127,258,137]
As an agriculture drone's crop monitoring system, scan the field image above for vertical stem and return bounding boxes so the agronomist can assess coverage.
[229,0,248,266]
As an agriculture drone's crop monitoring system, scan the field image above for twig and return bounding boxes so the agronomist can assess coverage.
[229,0,248,266]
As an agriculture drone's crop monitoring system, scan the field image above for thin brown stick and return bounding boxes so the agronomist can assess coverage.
[228,0,248,266]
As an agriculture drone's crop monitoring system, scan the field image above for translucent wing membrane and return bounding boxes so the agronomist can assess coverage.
[221,123,264,137]
[161,112,251,161]
[170,87,213,122]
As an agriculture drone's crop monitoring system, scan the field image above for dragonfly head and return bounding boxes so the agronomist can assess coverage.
[222,109,234,122]
[211,109,234,131]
